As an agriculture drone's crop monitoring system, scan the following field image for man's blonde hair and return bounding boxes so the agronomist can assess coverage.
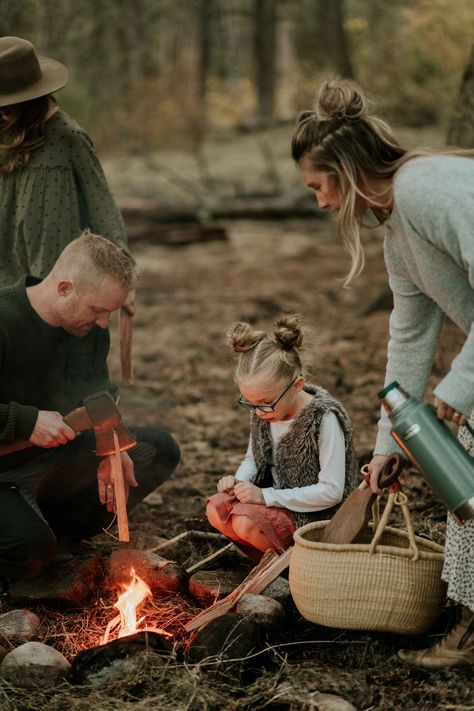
[55,230,137,292]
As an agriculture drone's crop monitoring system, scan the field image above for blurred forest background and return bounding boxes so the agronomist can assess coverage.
[2,0,473,157]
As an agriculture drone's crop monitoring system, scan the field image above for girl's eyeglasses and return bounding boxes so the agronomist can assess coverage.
[237,376,298,413]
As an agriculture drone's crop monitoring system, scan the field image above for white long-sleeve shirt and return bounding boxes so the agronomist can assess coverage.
[235,412,346,512]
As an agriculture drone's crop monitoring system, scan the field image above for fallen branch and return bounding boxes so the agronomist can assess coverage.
[185,543,234,575]
[184,547,292,632]
[149,531,227,553]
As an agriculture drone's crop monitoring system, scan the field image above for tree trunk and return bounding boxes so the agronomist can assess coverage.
[316,0,354,79]
[254,0,278,125]
[447,45,474,148]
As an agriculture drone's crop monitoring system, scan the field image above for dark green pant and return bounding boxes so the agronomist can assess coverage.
[0,426,180,581]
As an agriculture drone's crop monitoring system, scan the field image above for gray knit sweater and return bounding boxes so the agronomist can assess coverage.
[375,154,474,455]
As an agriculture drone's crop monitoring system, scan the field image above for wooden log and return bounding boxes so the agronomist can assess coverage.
[118,192,325,233]
[111,431,129,542]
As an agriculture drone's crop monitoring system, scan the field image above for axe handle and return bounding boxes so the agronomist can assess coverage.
[111,430,129,542]
[0,407,89,457]
[120,306,134,385]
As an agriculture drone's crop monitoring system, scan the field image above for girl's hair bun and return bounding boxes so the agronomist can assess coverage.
[272,314,304,351]
[227,322,266,353]
[314,79,368,122]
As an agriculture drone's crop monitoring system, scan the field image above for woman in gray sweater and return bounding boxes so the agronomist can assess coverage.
[291,78,474,671]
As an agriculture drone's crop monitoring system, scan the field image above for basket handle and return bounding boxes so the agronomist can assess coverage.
[369,491,420,561]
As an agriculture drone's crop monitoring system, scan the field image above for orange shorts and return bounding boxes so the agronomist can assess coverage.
[207,491,295,553]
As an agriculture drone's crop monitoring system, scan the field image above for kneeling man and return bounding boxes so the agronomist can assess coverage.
[0,231,180,582]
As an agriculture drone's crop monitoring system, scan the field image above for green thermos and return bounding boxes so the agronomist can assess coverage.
[378,381,474,523]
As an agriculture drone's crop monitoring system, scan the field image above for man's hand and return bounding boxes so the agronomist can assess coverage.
[29,411,76,448]
[97,451,138,513]
[217,475,236,493]
[434,396,468,427]
[234,481,265,505]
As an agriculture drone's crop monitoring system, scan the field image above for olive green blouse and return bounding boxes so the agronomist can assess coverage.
[0,111,131,286]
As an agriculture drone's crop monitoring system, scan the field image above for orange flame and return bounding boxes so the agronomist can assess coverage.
[115,566,152,638]
[101,566,172,645]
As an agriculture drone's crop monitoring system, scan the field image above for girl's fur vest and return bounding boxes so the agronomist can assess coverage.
[250,383,358,529]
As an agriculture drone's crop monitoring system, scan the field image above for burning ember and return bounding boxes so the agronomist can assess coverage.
[101,567,172,645]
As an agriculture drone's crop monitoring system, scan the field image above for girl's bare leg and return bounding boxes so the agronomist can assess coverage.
[231,514,274,552]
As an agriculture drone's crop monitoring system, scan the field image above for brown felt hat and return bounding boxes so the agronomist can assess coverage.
[0,36,69,108]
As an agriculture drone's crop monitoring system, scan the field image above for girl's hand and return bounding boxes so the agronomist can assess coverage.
[434,396,468,427]
[217,475,236,493]
[234,481,264,504]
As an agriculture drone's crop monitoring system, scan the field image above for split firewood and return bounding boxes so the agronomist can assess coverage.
[184,547,292,632]
[111,431,129,542]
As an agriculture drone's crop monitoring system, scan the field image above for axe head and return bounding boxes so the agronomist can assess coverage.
[83,391,136,456]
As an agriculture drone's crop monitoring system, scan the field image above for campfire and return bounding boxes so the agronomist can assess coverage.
[101,566,173,645]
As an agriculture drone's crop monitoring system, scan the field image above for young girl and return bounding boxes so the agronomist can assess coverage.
[206,315,358,558]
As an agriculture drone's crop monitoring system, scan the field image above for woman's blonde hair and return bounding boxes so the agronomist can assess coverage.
[291,78,474,286]
[0,95,52,173]
[228,314,304,384]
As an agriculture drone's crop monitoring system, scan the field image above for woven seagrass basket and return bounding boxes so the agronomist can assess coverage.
[289,492,447,635]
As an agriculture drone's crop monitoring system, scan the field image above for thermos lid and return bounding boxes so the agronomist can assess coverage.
[378,381,400,399]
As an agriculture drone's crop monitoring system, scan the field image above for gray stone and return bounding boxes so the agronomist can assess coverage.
[188,569,248,605]
[0,642,70,688]
[262,576,292,607]
[0,609,41,641]
[274,684,357,710]
[236,594,285,630]
[108,548,188,596]
[142,490,164,506]
[9,553,104,607]
[187,612,265,668]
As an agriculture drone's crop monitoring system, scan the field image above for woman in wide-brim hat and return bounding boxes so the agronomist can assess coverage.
[0,36,134,295]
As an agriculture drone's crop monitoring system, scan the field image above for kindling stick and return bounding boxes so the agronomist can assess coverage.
[185,542,234,574]
[111,430,129,542]
[120,307,134,385]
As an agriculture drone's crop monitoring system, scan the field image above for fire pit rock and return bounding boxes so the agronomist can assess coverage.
[0,641,70,688]
[262,576,293,608]
[108,549,188,595]
[187,612,266,671]
[235,594,285,631]
[8,552,104,607]
[0,609,41,642]
[69,630,173,686]
[188,569,248,605]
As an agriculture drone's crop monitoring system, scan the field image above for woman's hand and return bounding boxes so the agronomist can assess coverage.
[434,396,468,427]
[234,481,264,504]
[217,475,236,493]
[367,454,391,494]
